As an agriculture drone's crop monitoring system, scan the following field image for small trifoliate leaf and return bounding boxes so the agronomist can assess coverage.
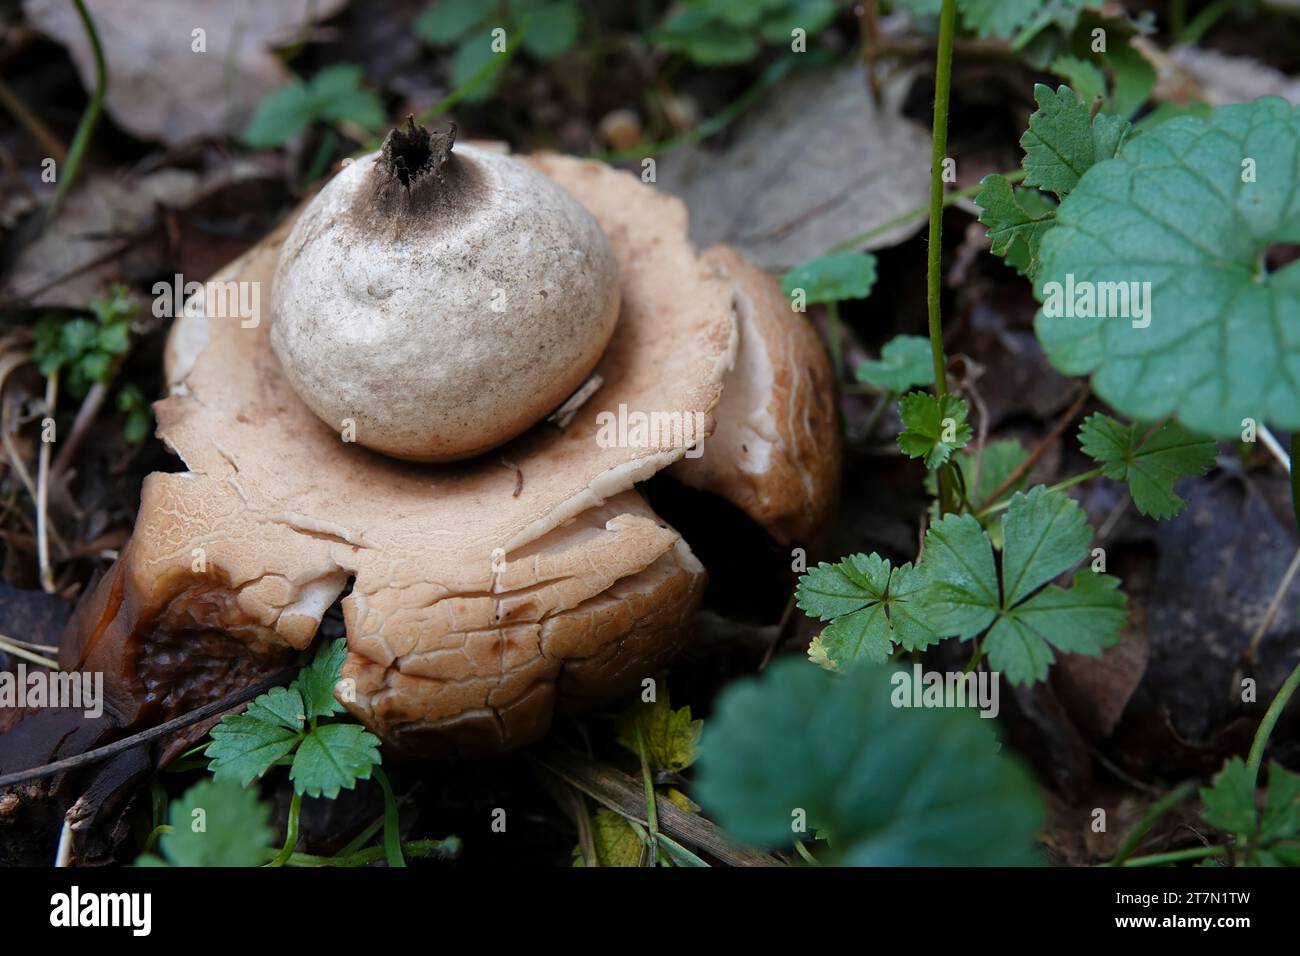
[780,251,878,305]
[985,570,1127,684]
[921,487,1126,684]
[1034,98,1300,437]
[156,778,273,867]
[854,335,934,392]
[207,686,305,786]
[289,722,381,799]
[1020,84,1134,199]
[897,391,973,468]
[1078,414,1218,518]
[976,174,1057,278]
[796,554,938,667]
[1200,757,1258,836]
[292,637,348,720]
[614,693,702,773]
[694,660,1044,865]
[1000,483,1092,606]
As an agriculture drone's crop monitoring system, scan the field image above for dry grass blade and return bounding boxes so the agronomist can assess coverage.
[533,746,783,867]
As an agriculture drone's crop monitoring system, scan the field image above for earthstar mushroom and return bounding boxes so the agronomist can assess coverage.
[27,129,841,759]
[270,121,622,462]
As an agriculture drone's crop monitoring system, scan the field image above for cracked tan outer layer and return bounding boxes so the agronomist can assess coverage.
[63,154,736,757]
[58,151,840,758]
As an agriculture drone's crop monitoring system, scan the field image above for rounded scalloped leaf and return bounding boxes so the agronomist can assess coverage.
[1033,97,1300,437]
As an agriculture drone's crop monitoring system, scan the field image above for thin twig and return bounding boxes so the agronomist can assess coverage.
[50,380,108,482]
[1258,424,1291,473]
[0,75,67,163]
[0,634,59,669]
[0,670,293,790]
[36,370,57,593]
[1240,548,1300,682]
[973,385,1090,514]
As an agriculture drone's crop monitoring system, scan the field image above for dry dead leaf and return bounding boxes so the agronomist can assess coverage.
[24,0,350,146]
[655,65,931,270]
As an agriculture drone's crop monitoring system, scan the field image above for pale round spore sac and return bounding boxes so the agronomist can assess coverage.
[270,139,621,462]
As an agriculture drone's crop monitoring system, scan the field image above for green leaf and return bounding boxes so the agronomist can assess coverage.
[655,9,758,65]
[1200,757,1257,836]
[694,660,1045,865]
[60,318,98,356]
[156,778,273,867]
[207,687,304,786]
[414,0,492,44]
[757,0,839,43]
[1078,414,1218,518]
[451,30,509,101]
[921,486,1127,684]
[1020,84,1134,199]
[925,439,1030,544]
[614,692,702,773]
[1105,40,1157,118]
[1000,480,1092,605]
[310,64,386,131]
[243,77,315,148]
[1051,54,1106,108]
[975,174,1057,278]
[780,251,877,305]
[958,0,1048,39]
[291,638,348,720]
[1034,98,1300,438]
[96,319,130,356]
[986,570,1127,684]
[854,335,934,392]
[1258,762,1300,846]
[290,723,381,799]
[796,554,938,667]
[897,391,972,468]
[123,407,151,444]
[520,1,580,58]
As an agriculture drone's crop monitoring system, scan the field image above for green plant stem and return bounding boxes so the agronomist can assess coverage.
[1104,781,1197,867]
[1121,844,1226,868]
[1247,659,1300,784]
[793,840,820,866]
[962,640,985,675]
[374,767,406,868]
[926,0,956,400]
[860,389,894,439]
[301,126,339,188]
[977,467,1104,518]
[267,791,302,867]
[927,0,958,514]
[272,837,462,867]
[50,0,106,220]
[1179,0,1239,44]
[634,724,659,865]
